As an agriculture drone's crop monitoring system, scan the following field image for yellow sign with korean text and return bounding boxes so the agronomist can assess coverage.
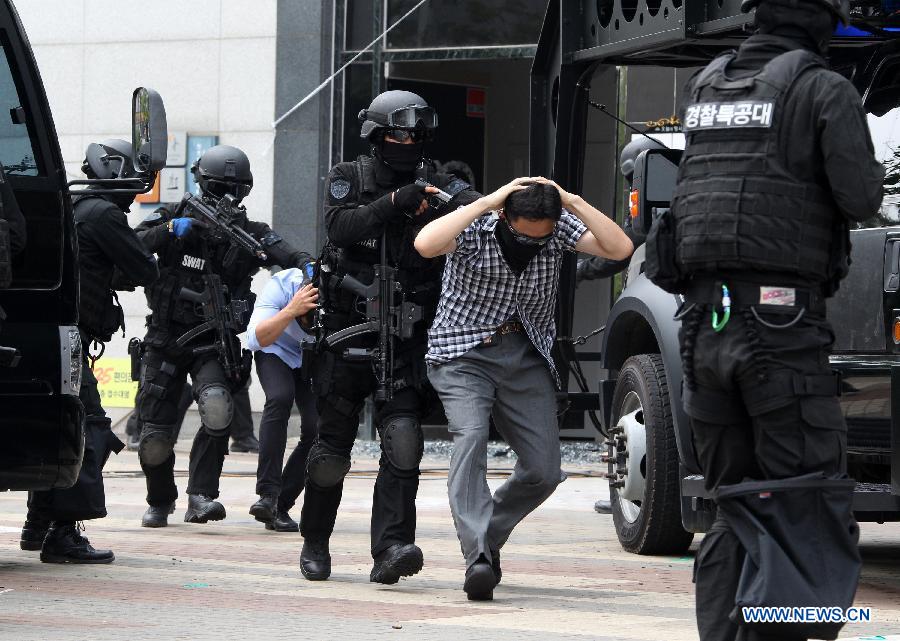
[92,358,138,408]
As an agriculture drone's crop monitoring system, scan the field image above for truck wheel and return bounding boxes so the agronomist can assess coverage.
[608,354,694,555]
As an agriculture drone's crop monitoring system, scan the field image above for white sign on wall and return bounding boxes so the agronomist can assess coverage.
[159,167,186,203]
[167,131,187,167]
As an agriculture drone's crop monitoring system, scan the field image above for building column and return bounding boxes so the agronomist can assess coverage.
[273,0,333,254]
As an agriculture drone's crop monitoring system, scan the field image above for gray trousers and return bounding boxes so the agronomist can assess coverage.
[428,332,564,568]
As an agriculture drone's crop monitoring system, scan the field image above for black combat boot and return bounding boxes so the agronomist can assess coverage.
[369,543,424,585]
[464,556,498,601]
[265,509,299,533]
[40,522,114,564]
[249,494,277,524]
[230,434,260,453]
[300,536,331,581]
[184,494,226,523]
[20,516,50,551]
[141,503,175,528]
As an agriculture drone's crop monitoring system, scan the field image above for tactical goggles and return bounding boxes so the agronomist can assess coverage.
[383,128,427,143]
[361,105,438,130]
[384,105,438,129]
[503,217,555,246]
[204,178,252,200]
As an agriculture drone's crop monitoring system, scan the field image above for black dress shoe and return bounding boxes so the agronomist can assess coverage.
[464,558,498,601]
[142,503,175,528]
[184,494,226,523]
[594,498,612,514]
[249,494,277,524]
[20,517,50,551]
[370,543,424,585]
[490,548,502,584]
[300,537,331,581]
[265,509,299,533]
[40,523,114,564]
[230,435,260,453]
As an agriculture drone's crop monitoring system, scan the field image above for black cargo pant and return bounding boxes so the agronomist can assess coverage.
[255,351,319,511]
[679,303,846,641]
[136,345,232,507]
[300,349,426,558]
[28,353,124,521]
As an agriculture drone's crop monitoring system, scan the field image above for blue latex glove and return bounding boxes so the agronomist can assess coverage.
[170,218,194,238]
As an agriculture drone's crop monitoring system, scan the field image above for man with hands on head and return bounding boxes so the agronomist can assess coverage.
[247,269,320,532]
[415,176,632,601]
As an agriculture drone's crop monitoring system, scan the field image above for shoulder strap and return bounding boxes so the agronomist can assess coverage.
[755,49,823,93]
[356,155,377,195]
[692,52,738,100]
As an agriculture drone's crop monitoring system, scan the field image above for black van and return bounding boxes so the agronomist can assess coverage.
[0,0,166,491]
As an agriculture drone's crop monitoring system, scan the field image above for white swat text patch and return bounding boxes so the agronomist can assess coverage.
[182,255,206,271]
[684,101,775,131]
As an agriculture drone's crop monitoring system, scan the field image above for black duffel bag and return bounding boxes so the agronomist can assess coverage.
[715,472,861,640]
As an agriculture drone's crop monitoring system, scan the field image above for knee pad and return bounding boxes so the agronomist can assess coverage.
[139,423,176,467]
[197,383,233,436]
[381,414,423,472]
[307,444,351,488]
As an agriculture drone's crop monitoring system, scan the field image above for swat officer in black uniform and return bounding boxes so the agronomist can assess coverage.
[136,145,313,528]
[22,139,159,562]
[666,0,884,638]
[125,205,259,455]
[301,90,480,584]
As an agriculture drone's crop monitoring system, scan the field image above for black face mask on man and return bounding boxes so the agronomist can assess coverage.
[494,216,547,274]
[377,140,424,173]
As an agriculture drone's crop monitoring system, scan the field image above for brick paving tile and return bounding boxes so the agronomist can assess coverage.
[1,450,899,640]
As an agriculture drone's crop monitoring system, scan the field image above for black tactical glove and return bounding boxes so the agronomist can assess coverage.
[392,183,429,219]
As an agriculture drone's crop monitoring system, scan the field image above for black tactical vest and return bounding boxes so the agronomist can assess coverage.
[146,232,258,333]
[74,196,124,342]
[673,49,840,285]
[328,155,460,312]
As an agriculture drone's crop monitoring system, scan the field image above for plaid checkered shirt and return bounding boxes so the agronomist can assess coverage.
[426,210,587,385]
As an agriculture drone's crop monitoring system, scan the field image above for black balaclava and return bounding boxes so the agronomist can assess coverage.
[375,140,424,175]
[495,217,544,275]
[754,0,836,54]
[102,191,136,213]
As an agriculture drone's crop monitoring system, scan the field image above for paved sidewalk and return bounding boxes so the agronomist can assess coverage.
[2,448,900,640]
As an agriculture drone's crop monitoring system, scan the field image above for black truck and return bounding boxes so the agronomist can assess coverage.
[0,0,167,492]
[534,0,900,553]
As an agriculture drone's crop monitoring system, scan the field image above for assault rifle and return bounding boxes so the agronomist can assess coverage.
[322,231,422,402]
[176,273,251,384]
[179,193,267,265]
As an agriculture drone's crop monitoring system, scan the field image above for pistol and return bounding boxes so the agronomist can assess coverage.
[415,178,452,210]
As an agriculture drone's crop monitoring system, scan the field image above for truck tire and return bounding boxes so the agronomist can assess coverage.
[609,354,694,555]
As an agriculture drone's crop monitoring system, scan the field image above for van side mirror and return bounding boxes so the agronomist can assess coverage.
[132,87,168,175]
[630,148,682,235]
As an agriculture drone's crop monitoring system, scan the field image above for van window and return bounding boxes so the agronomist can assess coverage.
[0,42,39,176]
[867,108,900,229]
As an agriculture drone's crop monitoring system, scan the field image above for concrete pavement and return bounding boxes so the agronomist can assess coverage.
[2,446,900,641]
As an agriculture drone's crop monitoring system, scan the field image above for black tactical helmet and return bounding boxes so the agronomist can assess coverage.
[741,0,850,25]
[619,136,666,183]
[191,144,253,201]
[81,138,136,180]
[358,90,438,142]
